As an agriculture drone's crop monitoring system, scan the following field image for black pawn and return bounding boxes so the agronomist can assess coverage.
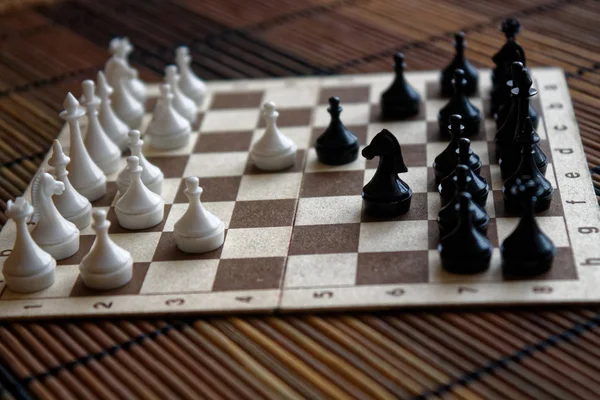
[361,129,412,216]
[434,115,481,182]
[502,178,556,277]
[380,53,421,120]
[439,192,493,274]
[495,61,523,131]
[441,32,478,97]
[315,96,359,165]
[500,116,547,179]
[439,138,488,207]
[437,69,481,137]
[438,165,490,237]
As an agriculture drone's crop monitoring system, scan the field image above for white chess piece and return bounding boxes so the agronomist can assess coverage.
[30,171,80,260]
[60,93,107,201]
[81,80,122,175]
[116,130,163,195]
[115,156,164,230]
[79,209,133,290]
[250,102,297,171]
[175,46,206,107]
[97,71,130,151]
[164,65,198,124]
[109,59,145,129]
[47,140,92,230]
[3,197,56,293]
[145,84,191,150]
[106,37,146,104]
[174,177,225,253]
[119,37,146,104]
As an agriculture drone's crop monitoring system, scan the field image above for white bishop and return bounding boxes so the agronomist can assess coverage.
[145,84,191,150]
[165,65,198,124]
[175,46,206,107]
[174,177,225,253]
[97,71,130,151]
[250,102,297,171]
[116,130,163,195]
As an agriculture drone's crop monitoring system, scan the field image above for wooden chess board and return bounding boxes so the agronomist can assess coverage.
[0,68,598,319]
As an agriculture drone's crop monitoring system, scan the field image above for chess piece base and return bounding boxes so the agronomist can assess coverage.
[39,231,79,261]
[251,145,297,171]
[380,102,420,120]
[439,245,492,274]
[501,249,555,277]
[148,128,191,150]
[80,258,133,290]
[61,202,92,230]
[175,223,225,253]
[316,142,359,166]
[77,176,107,202]
[5,260,56,293]
[115,203,164,230]
[362,192,412,217]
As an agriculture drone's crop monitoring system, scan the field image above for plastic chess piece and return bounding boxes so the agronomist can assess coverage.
[361,129,412,216]
[433,114,481,182]
[30,171,79,260]
[174,177,225,253]
[500,117,547,179]
[79,209,133,290]
[108,37,146,104]
[117,130,164,195]
[81,79,122,175]
[96,71,130,151]
[438,165,489,237]
[437,69,481,137]
[250,102,297,171]
[115,156,164,230]
[380,53,420,119]
[60,93,107,202]
[493,62,523,158]
[501,178,555,276]
[110,60,145,129]
[175,46,206,107]
[145,84,191,150]
[441,32,478,97]
[438,192,492,274]
[165,65,198,124]
[3,197,56,293]
[439,138,487,207]
[315,96,359,165]
[47,140,92,230]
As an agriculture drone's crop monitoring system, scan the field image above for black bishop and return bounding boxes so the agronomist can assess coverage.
[441,32,478,97]
[380,53,421,120]
[315,96,359,165]
[437,69,481,137]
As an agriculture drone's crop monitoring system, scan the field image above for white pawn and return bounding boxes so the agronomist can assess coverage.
[81,80,122,175]
[79,209,133,290]
[250,102,297,171]
[30,171,79,260]
[110,63,145,129]
[174,177,225,253]
[175,46,206,107]
[115,156,164,230]
[97,71,130,151]
[145,84,191,150]
[60,93,106,201]
[165,65,198,124]
[116,130,163,195]
[47,140,92,230]
[3,197,56,293]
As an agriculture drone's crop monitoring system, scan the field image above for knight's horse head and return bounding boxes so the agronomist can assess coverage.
[362,129,408,173]
[31,170,65,223]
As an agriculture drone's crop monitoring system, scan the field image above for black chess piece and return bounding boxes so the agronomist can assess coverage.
[502,130,553,213]
[441,32,479,97]
[361,129,412,216]
[501,178,556,277]
[315,96,360,165]
[380,53,421,120]
[438,192,493,274]
[438,69,481,137]
[438,165,490,237]
[494,61,522,130]
[439,138,488,207]
[434,116,481,182]
[500,117,547,179]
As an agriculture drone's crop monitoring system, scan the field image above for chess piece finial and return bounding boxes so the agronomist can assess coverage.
[380,52,421,120]
[502,17,521,39]
[165,64,198,124]
[438,69,481,137]
[315,96,360,165]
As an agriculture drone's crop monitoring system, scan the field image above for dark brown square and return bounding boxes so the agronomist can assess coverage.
[319,86,370,104]
[152,232,224,261]
[361,192,427,222]
[365,143,426,168]
[107,205,171,234]
[92,182,118,207]
[493,188,563,218]
[144,155,188,178]
[192,113,204,131]
[356,251,429,285]
[174,176,241,203]
[245,149,306,175]
[504,247,576,281]
[289,224,360,255]
[301,171,364,198]
[210,91,264,109]
[69,262,150,297]
[428,219,498,250]
[311,125,367,146]
[57,235,95,266]
[369,103,426,123]
[540,140,552,163]
[212,258,284,291]
[194,131,253,153]
[427,120,487,142]
[257,108,312,127]
[425,81,444,100]
[229,199,296,228]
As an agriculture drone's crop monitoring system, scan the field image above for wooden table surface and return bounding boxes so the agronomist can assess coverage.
[0,0,600,398]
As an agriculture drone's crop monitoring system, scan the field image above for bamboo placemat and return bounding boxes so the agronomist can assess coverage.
[0,0,599,398]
